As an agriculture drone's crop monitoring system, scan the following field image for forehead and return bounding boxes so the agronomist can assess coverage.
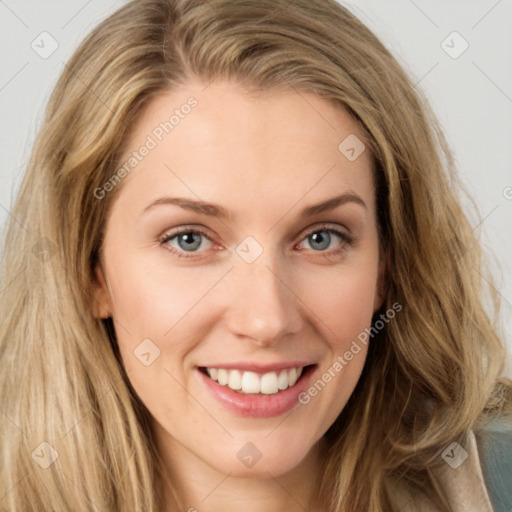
[112,79,375,220]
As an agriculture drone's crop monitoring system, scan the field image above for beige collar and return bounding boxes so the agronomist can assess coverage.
[390,430,493,511]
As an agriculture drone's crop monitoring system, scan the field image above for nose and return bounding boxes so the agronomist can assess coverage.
[223,254,303,347]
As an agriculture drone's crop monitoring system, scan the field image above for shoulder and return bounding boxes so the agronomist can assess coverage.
[475,416,512,512]
[388,426,504,512]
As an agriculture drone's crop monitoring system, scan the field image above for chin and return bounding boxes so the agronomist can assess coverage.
[202,426,322,478]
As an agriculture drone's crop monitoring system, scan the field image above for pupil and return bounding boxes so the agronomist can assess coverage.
[310,231,330,251]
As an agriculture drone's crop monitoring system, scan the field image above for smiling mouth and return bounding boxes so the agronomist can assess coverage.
[200,365,313,395]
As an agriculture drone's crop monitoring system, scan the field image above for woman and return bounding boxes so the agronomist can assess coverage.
[0,0,510,510]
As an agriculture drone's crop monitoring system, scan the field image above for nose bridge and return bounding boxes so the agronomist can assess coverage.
[224,246,302,345]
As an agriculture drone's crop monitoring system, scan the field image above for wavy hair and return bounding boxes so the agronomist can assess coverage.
[0,0,510,510]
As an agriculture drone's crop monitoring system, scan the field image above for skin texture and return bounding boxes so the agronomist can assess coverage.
[94,79,385,512]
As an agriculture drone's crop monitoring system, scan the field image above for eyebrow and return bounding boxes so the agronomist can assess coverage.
[143,196,230,218]
[301,193,367,216]
[143,192,367,219]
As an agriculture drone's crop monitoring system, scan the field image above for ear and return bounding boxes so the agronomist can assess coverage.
[92,265,113,319]
[373,250,389,312]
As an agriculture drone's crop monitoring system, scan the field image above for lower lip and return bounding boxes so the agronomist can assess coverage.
[198,367,315,417]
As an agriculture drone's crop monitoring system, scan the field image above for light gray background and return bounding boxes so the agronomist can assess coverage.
[1,0,511,372]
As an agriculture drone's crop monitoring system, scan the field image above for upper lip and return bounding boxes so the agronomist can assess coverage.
[199,361,316,373]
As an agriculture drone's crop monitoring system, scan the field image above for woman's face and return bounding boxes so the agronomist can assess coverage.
[94,79,384,478]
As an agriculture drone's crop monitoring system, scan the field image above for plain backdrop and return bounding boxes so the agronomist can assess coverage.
[1,0,511,372]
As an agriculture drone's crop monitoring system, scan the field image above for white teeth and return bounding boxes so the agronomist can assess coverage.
[241,371,260,394]
[217,369,228,386]
[260,372,278,394]
[228,369,242,390]
[277,370,289,390]
[205,366,305,395]
[288,367,298,387]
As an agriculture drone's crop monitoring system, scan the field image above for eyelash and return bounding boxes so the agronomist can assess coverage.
[158,224,353,260]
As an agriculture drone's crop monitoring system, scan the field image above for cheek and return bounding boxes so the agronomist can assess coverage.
[298,259,379,348]
[102,250,233,414]
[293,260,378,423]
[105,249,229,343]
[103,254,213,421]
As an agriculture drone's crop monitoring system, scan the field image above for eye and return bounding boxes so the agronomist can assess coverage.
[296,226,352,254]
[159,227,214,256]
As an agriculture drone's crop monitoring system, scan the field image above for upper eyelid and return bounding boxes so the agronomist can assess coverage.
[159,225,213,242]
[293,223,351,246]
[159,221,347,236]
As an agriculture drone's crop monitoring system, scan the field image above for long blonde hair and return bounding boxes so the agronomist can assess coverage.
[1,1,509,510]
